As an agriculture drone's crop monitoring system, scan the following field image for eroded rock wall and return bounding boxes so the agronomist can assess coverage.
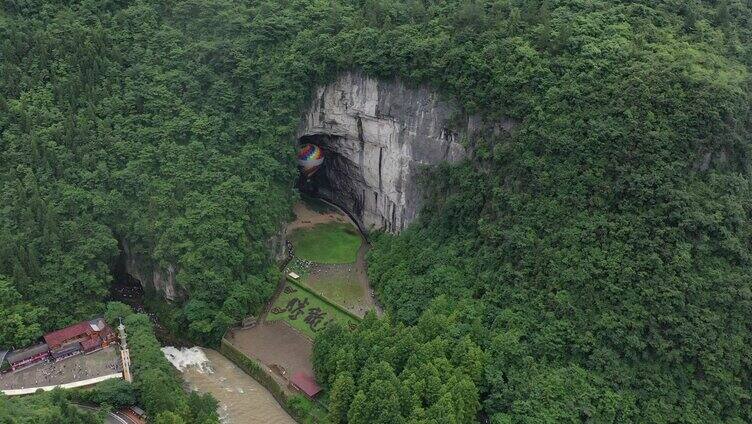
[299,71,476,233]
[122,239,181,301]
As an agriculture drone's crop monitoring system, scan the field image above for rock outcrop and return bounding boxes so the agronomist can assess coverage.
[122,240,181,301]
[298,71,506,233]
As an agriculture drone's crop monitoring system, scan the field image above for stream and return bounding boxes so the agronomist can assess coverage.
[162,346,295,424]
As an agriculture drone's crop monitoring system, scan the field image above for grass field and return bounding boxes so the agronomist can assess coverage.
[286,258,370,317]
[305,271,365,312]
[268,281,357,339]
[289,222,362,264]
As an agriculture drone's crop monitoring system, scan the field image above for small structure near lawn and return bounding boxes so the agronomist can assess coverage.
[289,371,322,399]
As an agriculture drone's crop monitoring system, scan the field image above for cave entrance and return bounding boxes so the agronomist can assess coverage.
[297,133,368,236]
[109,249,145,311]
[297,134,334,197]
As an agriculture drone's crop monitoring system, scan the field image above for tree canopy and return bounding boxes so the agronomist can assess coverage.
[0,389,102,424]
[2,0,751,421]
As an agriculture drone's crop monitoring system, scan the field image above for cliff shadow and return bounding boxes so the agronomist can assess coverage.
[297,134,369,236]
[109,248,145,312]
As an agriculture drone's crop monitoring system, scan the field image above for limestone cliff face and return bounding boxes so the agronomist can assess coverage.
[299,71,484,233]
[122,240,181,301]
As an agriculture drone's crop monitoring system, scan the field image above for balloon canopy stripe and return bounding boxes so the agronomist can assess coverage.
[298,144,324,177]
[298,143,323,161]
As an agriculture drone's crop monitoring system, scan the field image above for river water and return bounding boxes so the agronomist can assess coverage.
[162,347,295,424]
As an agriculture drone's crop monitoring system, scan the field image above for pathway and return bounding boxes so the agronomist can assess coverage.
[355,241,384,317]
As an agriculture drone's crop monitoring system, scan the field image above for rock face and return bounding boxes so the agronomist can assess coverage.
[122,240,181,301]
[299,71,482,233]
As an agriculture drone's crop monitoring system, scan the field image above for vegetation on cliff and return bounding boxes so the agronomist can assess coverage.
[0,0,295,345]
[1,0,751,422]
[363,0,752,422]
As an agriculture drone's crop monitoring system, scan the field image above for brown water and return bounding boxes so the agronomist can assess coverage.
[165,347,296,424]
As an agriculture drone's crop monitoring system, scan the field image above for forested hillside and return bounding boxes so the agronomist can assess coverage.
[362,0,752,422]
[2,0,751,422]
[0,0,299,345]
[0,389,102,424]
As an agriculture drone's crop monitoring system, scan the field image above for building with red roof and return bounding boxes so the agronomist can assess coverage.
[1,317,118,373]
[81,337,102,354]
[6,344,49,371]
[43,317,116,361]
[43,322,93,349]
[290,371,322,399]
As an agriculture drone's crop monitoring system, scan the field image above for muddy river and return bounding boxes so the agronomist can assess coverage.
[163,347,295,424]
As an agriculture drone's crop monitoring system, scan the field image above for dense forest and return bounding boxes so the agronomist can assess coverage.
[0,389,102,423]
[2,0,751,422]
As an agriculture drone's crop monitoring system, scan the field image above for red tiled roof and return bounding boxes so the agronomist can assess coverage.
[81,337,101,351]
[101,326,116,340]
[44,322,91,347]
[290,372,322,397]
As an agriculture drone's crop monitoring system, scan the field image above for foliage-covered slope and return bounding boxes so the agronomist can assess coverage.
[0,389,102,424]
[1,0,751,421]
[363,0,752,422]
[0,0,298,344]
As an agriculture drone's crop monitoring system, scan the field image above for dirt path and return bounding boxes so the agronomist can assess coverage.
[259,273,288,322]
[286,202,348,232]
[226,322,313,378]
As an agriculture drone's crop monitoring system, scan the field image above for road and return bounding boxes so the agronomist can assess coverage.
[75,404,138,424]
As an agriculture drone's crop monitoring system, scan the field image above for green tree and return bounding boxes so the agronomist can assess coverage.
[153,411,186,424]
[104,302,134,326]
[0,275,46,348]
[328,372,356,424]
[78,378,137,409]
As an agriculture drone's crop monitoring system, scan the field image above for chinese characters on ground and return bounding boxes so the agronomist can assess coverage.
[273,290,335,332]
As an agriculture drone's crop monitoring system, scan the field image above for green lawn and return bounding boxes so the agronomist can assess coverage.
[289,222,362,264]
[286,258,369,316]
[268,281,358,338]
[303,272,365,313]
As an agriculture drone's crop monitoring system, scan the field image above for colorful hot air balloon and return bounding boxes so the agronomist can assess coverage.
[297,144,324,178]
